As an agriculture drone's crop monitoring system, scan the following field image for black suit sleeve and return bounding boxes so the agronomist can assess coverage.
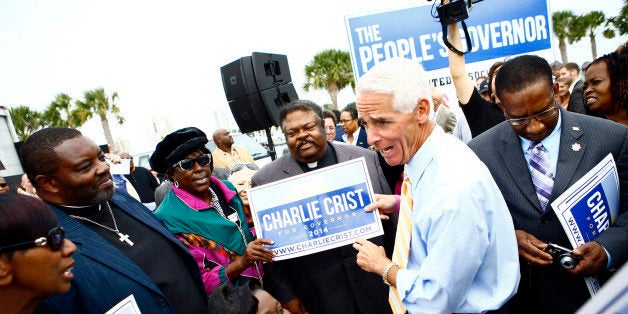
[596,127,628,267]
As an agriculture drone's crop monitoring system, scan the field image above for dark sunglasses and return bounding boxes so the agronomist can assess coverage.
[0,225,65,253]
[0,183,7,188]
[230,163,259,174]
[173,154,212,171]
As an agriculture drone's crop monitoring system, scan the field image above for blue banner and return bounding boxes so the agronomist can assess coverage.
[345,0,552,78]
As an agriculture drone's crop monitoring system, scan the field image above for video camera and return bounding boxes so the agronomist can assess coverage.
[433,0,484,55]
[436,0,471,25]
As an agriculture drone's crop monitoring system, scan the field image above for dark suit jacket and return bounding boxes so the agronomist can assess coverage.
[468,108,628,314]
[342,127,369,149]
[251,143,393,314]
[568,79,588,115]
[38,192,207,314]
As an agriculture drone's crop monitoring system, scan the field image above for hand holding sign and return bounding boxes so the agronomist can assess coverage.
[241,238,275,266]
[364,193,397,220]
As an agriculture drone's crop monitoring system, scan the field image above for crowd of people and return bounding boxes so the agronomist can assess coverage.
[1,20,626,314]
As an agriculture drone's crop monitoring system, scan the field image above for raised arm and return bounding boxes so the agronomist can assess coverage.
[447,23,475,105]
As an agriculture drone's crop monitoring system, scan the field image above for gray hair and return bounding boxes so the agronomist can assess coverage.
[356,58,432,114]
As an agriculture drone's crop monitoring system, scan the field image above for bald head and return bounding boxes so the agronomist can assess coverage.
[212,129,233,151]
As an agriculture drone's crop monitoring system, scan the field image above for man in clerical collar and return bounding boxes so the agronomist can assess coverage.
[251,99,394,314]
[20,127,209,314]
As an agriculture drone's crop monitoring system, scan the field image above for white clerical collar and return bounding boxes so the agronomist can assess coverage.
[307,161,318,168]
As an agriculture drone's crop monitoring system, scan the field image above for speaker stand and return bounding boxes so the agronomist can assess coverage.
[265,128,276,160]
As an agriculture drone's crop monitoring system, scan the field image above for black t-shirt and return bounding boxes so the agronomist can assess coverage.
[58,202,208,314]
[460,87,505,138]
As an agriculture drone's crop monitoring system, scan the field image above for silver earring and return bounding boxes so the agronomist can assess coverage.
[173,180,180,188]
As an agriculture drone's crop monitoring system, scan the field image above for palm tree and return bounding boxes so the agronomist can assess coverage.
[574,11,613,59]
[41,93,86,128]
[303,49,354,111]
[75,88,124,149]
[609,0,628,36]
[552,11,577,63]
[8,105,43,141]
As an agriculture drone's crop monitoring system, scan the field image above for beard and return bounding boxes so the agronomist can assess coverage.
[64,174,115,206]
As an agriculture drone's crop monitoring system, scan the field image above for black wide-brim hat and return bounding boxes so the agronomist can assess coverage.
[150,127,209,174]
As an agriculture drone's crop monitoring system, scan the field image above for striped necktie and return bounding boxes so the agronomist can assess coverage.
[529,141,554,211]
[389,176,413,314]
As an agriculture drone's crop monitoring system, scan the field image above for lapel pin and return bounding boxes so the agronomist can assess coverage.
[572,143,581,151]
[572,126,580,131]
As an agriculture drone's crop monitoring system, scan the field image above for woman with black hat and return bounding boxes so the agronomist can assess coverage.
[150,127,275,296]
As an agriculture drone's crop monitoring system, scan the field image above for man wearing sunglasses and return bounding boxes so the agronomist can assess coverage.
[20,127,209,314]
[468,55,628,313]
[252,100,394,314]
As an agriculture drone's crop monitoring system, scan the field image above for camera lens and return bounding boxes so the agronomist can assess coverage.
[559,255,577,270]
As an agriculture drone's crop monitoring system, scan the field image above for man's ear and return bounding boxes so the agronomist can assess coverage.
[553,81,559,95]
[497,101,507,117]
[0,255,13,286]
[35,174,60,194]
[415,98,431,121]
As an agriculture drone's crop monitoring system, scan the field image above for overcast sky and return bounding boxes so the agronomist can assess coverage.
[1,0,626,153]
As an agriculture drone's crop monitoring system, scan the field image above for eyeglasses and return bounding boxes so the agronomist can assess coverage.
[0,225,65,254]
[0,183,7,188]
[506,105,559,127]
[173,154,212,171]
[230,163,259,174]
[339,119,354,124]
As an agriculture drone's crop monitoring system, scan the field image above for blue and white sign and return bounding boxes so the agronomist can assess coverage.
[551,153,620,296]
[345,0,552,81]
[248,158,384,260]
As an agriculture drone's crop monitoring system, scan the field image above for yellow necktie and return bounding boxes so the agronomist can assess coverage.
[389,176,413,314]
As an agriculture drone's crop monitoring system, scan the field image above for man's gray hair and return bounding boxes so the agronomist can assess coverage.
[356,58,432,114]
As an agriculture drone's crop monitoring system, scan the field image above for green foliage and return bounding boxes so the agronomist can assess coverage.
[76,88,124,124]
[41,93,85,128]
[552,10,577,62]
[553,9,620,61]
[75,88,124,148]
[608,0,628,35]
[552,10,576,41]
[8,105,43,141]
[303,49,354,111]
[7,88,123,146]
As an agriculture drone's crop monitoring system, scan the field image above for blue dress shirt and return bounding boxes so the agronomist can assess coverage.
[395,127,520,313]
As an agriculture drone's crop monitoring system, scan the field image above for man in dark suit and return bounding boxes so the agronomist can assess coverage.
[252,100,393,314]
[559,62,588,114]
[468,55,628,313]
[340,105,369,148]
[20,128,209,314]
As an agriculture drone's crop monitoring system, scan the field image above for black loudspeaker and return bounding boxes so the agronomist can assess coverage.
[228,94,274,133]
[260,82,299,126]
[251,52,292,91]
[221,57,258,101]
[221,52,299,133]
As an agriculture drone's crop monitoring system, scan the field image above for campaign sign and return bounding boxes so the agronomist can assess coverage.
[248,158,383,261]
[551,153,619,295]
[345,0,552,79]
[569,185,613,243]
[552,154,619,250]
